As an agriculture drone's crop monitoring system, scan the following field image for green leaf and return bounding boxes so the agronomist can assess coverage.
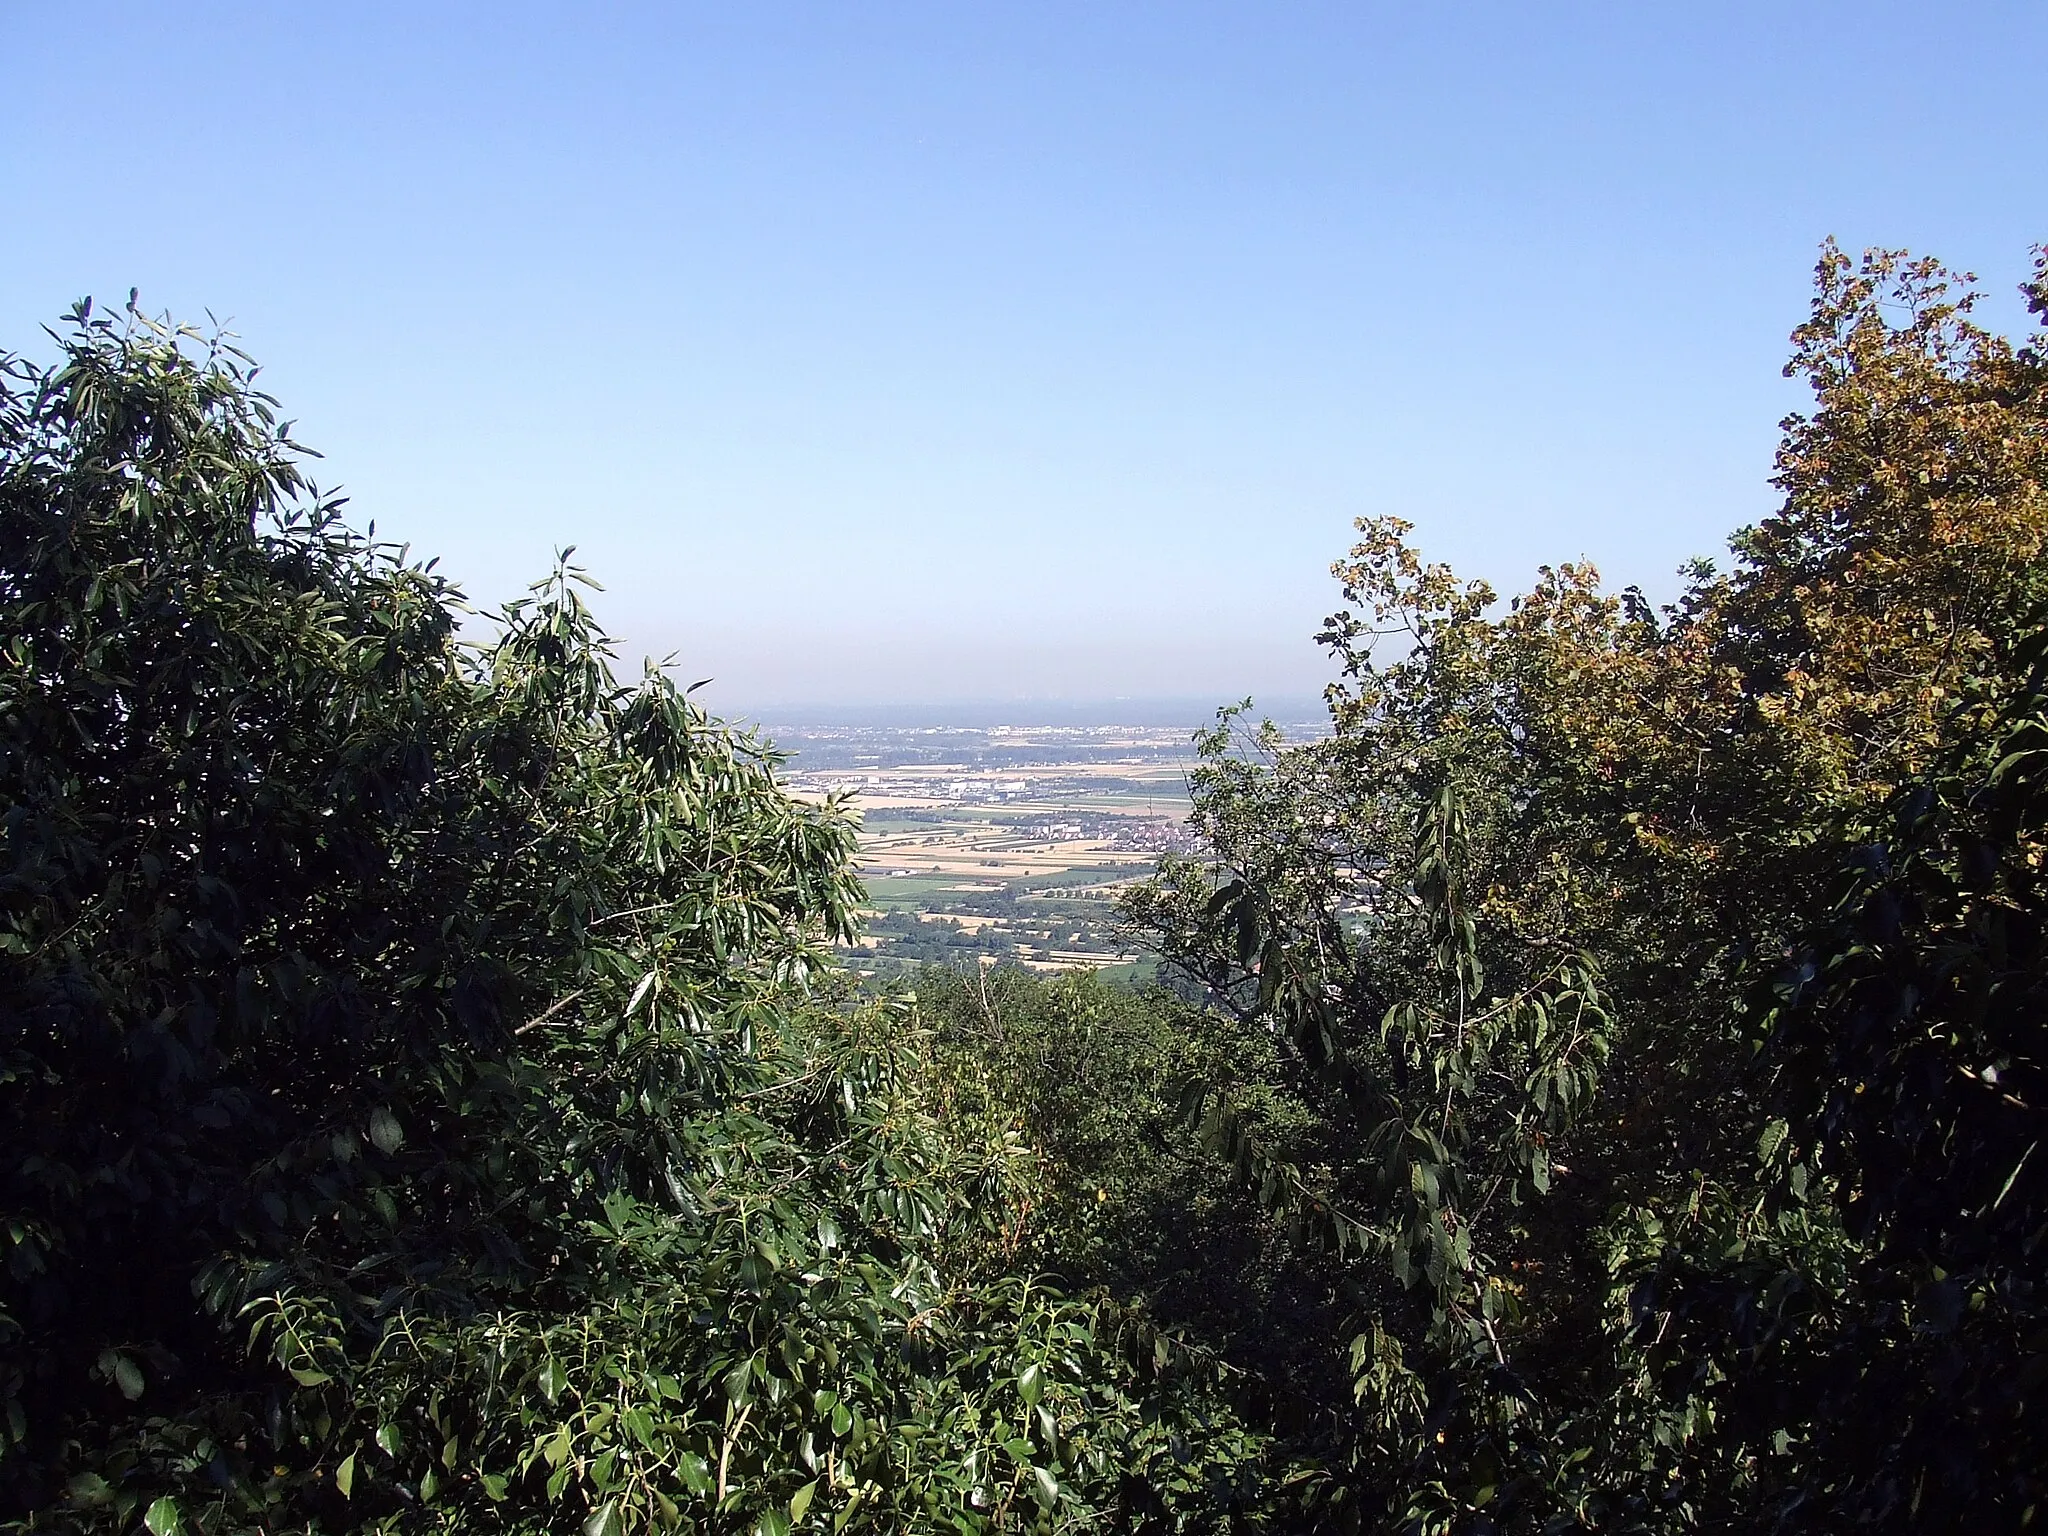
[626,970,659,1017]
[368,1106,404,1155]
[143,1498,183,1536]
[335,1452,357,1497]
[1018,1362,1044,1408]
[377,1423,402,1457]
[584,1501,625,1536]
[113,1354,145,1401]
[544,1425,574,1468]
[540,1357,569,1403]
[1032,1465,1060,1507]
[790,1479,817,1521]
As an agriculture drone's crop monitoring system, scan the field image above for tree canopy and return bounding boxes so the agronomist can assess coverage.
[1120,241,2048,1529]
[0,306,1258,1534]
[5,240,2047,1534]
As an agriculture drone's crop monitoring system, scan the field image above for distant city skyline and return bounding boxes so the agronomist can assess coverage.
[6,2,2044,708]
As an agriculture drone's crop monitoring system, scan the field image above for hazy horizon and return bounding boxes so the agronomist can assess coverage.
[733,694,1330,730]
[6,2,2043,704]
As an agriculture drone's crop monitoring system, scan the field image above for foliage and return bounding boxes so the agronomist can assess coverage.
[914,968,1349,1411]
[0,305,1259,1533]
[1754,622,2048,1524]
[1120,241,2048,1530]
[9,236,2047,1535]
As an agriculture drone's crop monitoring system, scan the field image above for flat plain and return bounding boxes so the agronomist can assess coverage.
[767,722,1212,977]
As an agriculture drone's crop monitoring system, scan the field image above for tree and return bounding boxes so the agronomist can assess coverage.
[14,235,2044,1534]
[0,305,1252,1534]
[1745,622,2048,1526]
[1121,242,2048,1530]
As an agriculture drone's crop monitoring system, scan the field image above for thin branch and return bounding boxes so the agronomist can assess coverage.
[736,1063,829,1101]
[591,899,679,928]
[513,990,585,1036]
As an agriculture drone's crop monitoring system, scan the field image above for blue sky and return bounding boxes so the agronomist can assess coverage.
[5,2,2044,710]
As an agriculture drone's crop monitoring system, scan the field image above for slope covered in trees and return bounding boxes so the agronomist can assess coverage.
[0,307,1258,1535]
[4,241,2045,1534]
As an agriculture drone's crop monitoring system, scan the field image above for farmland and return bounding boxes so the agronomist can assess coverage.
[765,720,1237,976]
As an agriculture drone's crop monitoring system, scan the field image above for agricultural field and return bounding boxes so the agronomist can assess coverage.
[763,720,1246,978]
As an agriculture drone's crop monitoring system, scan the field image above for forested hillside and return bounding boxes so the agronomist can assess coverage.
[3,241,2044,1533]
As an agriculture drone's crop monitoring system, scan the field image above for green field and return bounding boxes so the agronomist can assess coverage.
[770,727,1215,975]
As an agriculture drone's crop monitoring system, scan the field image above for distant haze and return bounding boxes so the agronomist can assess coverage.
[6,3,2042,707]
[626,619,1339,719]
[741,696,1329,731]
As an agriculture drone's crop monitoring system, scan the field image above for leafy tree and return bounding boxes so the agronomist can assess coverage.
[916,967,1347,1400]
[0,306,1252,1534]
[1121,242,2048,1530]
[1735,621,2048,1526]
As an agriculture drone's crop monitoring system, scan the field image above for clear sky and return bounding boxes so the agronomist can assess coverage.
[5,2,2044,712]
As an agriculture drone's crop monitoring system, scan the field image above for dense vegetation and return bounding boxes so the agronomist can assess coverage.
[0,307,1256,1535]
[3,239,2043,1533]
[1115,242,2048,1529]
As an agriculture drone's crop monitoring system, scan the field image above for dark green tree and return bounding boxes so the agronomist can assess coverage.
[1747,626,2048,1525]
[0,306,1256,1535]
